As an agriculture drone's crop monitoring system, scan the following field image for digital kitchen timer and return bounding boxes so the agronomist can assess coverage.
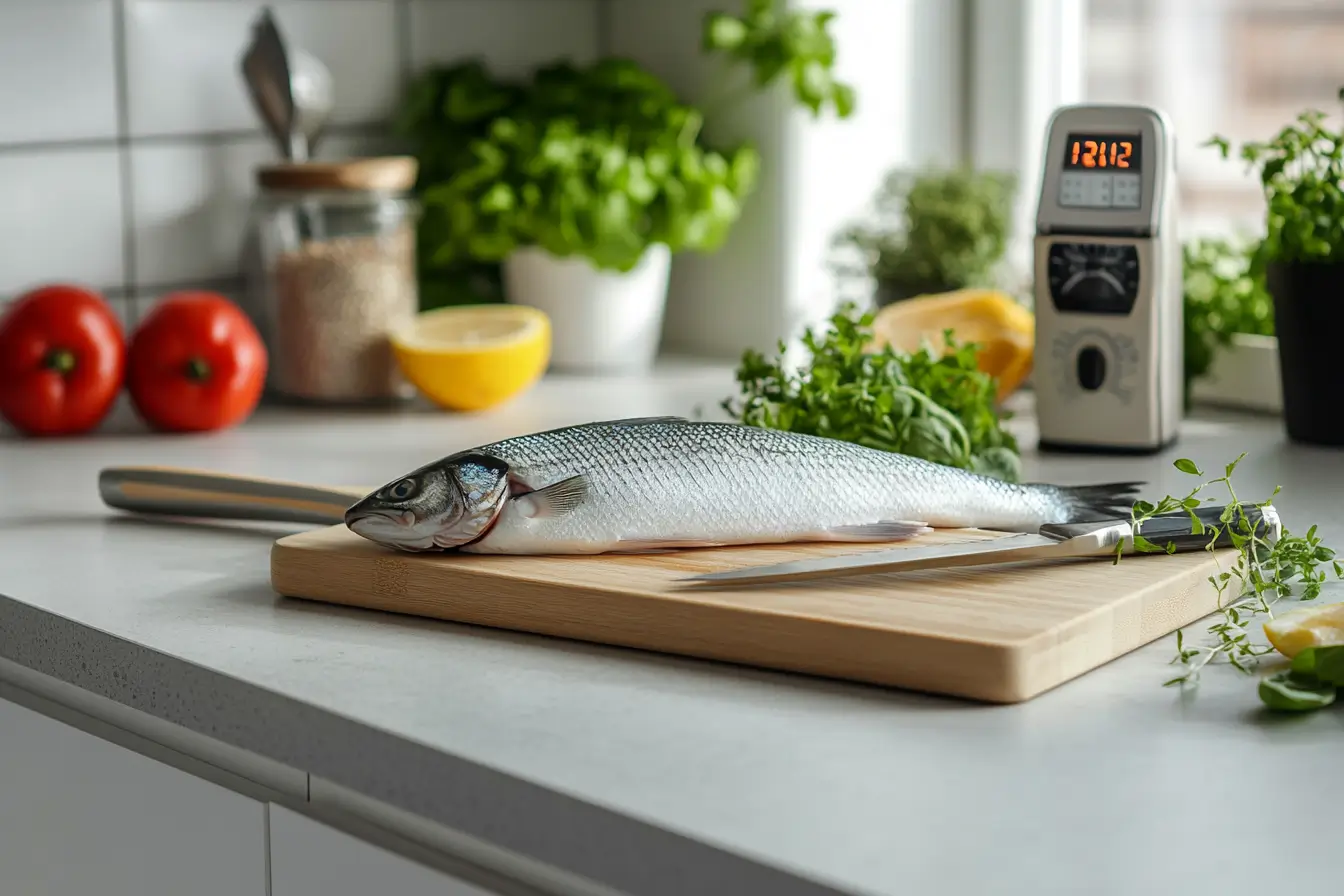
[1031,103,1182,454]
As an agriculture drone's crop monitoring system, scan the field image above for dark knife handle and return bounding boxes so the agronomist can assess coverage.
[1039,504,1278,553]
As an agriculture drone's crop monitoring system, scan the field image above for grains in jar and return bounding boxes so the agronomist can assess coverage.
[246,156,421,404]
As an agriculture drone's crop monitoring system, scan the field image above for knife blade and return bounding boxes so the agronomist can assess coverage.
[678,504,1279,588]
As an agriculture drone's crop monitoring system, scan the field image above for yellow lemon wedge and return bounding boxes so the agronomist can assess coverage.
[389,304,551,412]
[868,288,1035,403]
[1263,601,1344,658]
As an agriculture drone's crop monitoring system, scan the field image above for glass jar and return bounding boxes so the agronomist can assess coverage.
[245,156,421,404]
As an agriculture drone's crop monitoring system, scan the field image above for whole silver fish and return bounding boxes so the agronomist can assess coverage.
[343,416,1144,555]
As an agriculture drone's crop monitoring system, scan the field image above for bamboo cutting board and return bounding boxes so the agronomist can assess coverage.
[269,524,1231,703]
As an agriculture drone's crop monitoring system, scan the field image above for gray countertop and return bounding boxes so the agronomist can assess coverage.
[2,361,1342,896]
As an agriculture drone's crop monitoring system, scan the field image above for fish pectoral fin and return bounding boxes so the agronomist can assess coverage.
[811,520,933,542]
[516,474,591,519]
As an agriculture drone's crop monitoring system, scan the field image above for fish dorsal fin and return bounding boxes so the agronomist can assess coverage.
[596,416,691,427]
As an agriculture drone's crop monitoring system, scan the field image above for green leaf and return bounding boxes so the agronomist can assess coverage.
[1296,645,1344,686]
[704,13,749,51]
[1173,458,1203,476]
[1258,669,1336,712]
[832,81,857,118]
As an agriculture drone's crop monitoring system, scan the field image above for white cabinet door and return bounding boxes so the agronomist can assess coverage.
[0,696,269,896]
[269,803,504,896]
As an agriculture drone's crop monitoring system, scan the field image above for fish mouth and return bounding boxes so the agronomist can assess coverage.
[344,508,445,552]
[344,507,415,533]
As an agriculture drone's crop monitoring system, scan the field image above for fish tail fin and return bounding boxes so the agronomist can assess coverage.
[1049,481,1146,523]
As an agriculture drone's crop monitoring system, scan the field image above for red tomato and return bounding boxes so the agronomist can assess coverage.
[125,291,267,433]
[0,284,126,436]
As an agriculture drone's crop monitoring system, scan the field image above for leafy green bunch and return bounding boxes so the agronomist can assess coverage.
[1120,454,1344,711]
[831,167,1018,303]
[396,0,854,278]
[1207,88,1344,264]
[721,303,1022,482]
[400,58,760,274]
[1181,235,1275,395]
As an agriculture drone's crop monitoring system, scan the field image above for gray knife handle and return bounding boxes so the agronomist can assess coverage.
[99,466,370,526]
[1039,504,1278,552]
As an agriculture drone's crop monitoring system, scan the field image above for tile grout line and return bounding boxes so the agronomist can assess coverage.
[395,0,414,86]
[110,0,138,326]
[596,0,613,57]
[0,122,397,157]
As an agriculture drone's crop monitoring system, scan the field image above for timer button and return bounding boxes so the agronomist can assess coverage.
[1077,345,1106,391]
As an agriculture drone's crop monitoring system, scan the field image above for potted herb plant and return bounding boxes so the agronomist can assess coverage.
[395,0,854,374]
[1182,235,1279,414]
[830,167,1017,308]
[1208,92,1344,445]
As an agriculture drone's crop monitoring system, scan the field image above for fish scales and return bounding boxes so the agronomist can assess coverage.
[466,421,1066,554]
[343,418,1144,556]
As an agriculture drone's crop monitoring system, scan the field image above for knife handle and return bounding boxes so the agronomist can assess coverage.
[1040,504,1279,552]
[99,466,369,526]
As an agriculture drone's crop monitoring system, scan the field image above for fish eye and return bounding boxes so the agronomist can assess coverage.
[385,478,417,501]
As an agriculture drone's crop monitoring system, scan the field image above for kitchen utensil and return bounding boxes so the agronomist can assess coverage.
[1032,104,1182,453]
[99,466,365,526]
[284,47,332,162]
[99,466,1239,703]
[239,7,332,161]
[680,504,1277,587]
[240,8,296,157]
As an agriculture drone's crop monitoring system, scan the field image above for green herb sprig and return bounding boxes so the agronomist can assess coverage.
[721,303,1022,482]
[1118,455,1343,694]
[1206,88,1344,265]
[702,0,856,119]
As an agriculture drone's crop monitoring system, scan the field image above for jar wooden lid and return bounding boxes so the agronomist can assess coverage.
[256,156,419,192]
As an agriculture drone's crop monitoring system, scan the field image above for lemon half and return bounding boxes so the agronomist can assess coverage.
[1263,601,1344,658]
[869,288,1035,402]
[390,304,551,412]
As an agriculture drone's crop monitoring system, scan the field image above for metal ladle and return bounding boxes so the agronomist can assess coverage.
[240,7,334,241]
[240,7,333,161]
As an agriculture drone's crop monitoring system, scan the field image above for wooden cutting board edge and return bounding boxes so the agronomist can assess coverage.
[268,529,1235,704]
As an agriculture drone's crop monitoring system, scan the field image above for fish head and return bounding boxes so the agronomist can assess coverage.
[344,452,511,552]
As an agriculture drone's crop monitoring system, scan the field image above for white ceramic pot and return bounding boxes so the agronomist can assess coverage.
[1189,332,1282,415]
[502,243,672,374]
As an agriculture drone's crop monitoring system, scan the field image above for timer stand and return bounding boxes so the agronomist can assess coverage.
[1030,103,1182,455]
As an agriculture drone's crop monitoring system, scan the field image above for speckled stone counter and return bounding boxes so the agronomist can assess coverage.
[2,362,1342,896]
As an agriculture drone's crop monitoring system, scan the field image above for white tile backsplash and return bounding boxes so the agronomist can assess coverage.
[0,2,119,144]
[0,0,604,302]
[124,0,401,138]
[129,137,277,285]
[408,0,600,78]
[0,148,125,298]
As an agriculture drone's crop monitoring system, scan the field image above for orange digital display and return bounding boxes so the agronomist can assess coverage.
[1063,133,1141,171]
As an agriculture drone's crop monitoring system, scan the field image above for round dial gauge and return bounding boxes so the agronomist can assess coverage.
[1046,243,1140,315]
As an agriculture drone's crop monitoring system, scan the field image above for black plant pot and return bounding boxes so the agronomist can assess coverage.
[1265,259,1344,446]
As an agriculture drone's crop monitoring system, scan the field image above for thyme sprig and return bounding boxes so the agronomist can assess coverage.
[1116,454,1343,687]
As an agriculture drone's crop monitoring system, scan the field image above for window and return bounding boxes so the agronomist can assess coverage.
[1081,0,1344,240]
